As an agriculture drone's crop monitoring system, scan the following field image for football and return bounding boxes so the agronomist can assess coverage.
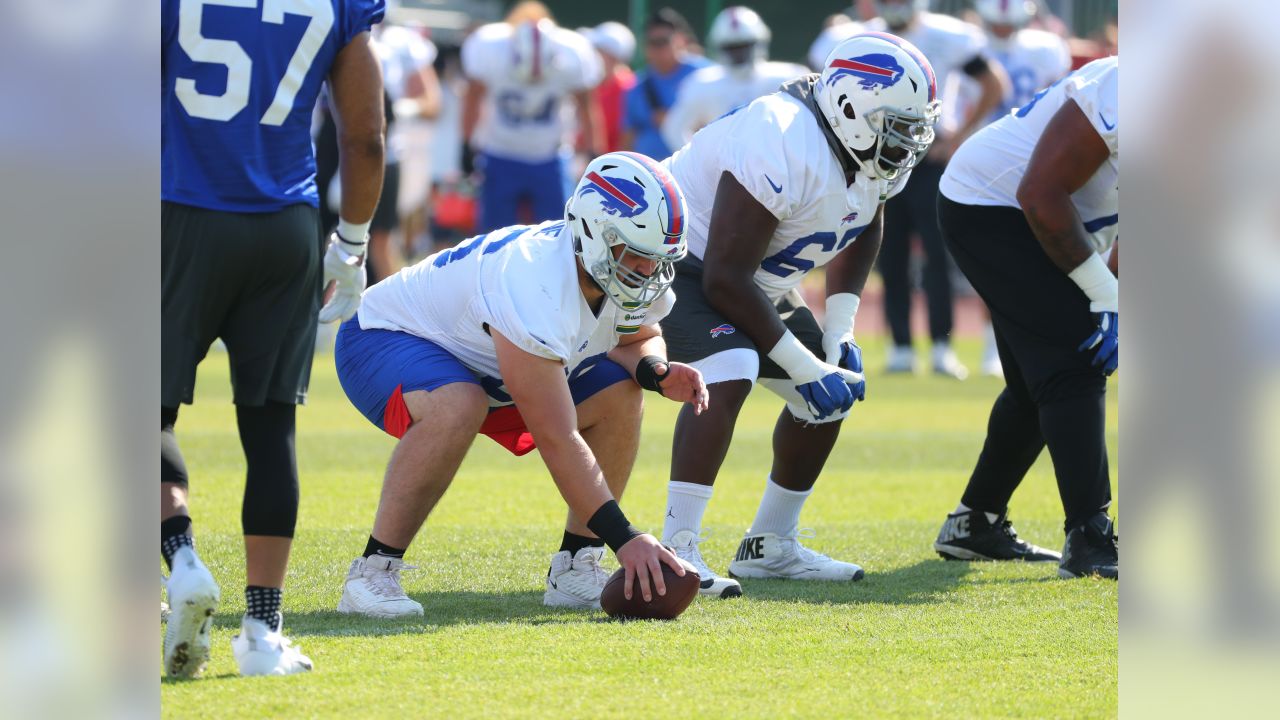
[600,560,701,620]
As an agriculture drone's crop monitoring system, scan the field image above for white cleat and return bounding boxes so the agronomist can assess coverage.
[886,345,917,374]
[932,345,970,380]
[164,546,221,678]
[544,547,609,609]
[728,530,865,582]
[231,617,313,676]
[666,530,742,598]
[337,556,424,618]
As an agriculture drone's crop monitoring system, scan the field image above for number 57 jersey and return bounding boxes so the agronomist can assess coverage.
[664,88,908,303]
[162,0,386,212]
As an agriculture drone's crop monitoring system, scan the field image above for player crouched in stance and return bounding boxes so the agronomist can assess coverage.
[932,57,1119,579]
[335,152,709,617]
[656,33,939,596]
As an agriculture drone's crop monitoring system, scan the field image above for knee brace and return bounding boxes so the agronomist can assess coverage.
[161,406,188,486]
[236,402,300,538]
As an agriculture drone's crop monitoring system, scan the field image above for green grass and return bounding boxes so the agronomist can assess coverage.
[161,335,1118,719]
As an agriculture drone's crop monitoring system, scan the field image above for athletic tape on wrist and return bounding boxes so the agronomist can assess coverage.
[586,500,643,553]
[635,355,668,394]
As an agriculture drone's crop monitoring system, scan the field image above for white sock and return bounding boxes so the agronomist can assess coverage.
[662,481,715,542]
[981,323,999,362]
[955,502,1000,525]
[748,476,811,537]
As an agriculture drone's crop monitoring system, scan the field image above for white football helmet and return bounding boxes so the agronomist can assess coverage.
[975,0,1036,27]
[875,0,928,29]
[566,152,688,310]
[815,32,940,181]
[708,6,770,68]
[512,19,557,83]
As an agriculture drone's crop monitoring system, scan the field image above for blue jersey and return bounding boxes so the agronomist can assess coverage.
[162,0,385,212]
[624,56,710,161]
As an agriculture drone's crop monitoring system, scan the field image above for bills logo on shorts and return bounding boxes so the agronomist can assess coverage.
[826,53,904,91]
[710,323,736,338]
[578,172,649,218]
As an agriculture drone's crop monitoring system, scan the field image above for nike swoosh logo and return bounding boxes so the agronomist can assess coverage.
[764,174,782,193]
[1098,112,1115,131]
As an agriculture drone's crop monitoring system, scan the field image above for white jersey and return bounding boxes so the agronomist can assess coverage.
[940,56,1119,252]
[807,21,865,71]
[357,221,672,406]
[660,61,809,151]
[665,91,907,302]
[867,13,988,135]
[462,23,602,163]
[373,26,438,165]
[987,28,1071,122]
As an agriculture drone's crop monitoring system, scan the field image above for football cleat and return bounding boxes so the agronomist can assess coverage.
[886,345,917,374]
[932,345,970,380]
[1059,512,1118,580]
[544,547,610,609]
[163,546,220,678]
[337,556,424,618]
[934,510,1061,562]
[728,530,864,581]
[231,616,313,676]
[666,530,743,599]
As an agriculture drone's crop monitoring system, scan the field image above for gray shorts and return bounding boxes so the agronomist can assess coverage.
[162,201,323,407]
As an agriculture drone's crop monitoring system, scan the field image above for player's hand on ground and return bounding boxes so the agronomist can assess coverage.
[655,361,710,414]
[615,533,686,602]
[1078,311,1118,376]
[822,334,866,402]
[318,233,367,323]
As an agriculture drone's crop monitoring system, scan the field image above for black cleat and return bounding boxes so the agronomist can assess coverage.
[934,510,1061,562]
[1059,512,1118,579]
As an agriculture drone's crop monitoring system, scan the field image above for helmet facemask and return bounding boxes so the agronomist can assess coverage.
[573,216,683,310]
[862,101,940,180]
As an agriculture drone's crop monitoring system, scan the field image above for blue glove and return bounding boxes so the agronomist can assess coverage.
[795,372,858,421]
[1078,311,1118,376]
[827,339,866,402]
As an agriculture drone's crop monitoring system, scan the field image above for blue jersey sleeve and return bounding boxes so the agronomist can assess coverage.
[339,0,386,47]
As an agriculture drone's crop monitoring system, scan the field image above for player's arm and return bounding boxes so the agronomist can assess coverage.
[491,330,684,600]
[659,84,696,152]
[1107,241,1119,278]
[938,54,1009,158]
[320,30,386,322]
[403,62,442,120]
[608,325,709,413]
[573,88,605,158]
[817,205,883,384]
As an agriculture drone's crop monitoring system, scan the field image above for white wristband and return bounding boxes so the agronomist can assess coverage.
[1067,254,1118,313]
[767,330,821,380]
[823,293,861,334]
[336,219,370,248]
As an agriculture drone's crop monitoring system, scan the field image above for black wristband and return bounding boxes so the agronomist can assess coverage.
[586,500,643,553]
[635,355,669,394]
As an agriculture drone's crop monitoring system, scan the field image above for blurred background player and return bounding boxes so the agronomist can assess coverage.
[333,153,708,618]
[658,34,939,597]
[161,0,386,676]
[869,0,1008,378]
[660,6,807,152]
[933,56,1119,579]
[584,21,636,153]
[623,7,710,161]
[462,2,603,233]
[807,13,865,72]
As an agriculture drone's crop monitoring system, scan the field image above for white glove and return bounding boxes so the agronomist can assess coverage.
[317,232,367,324]
[767,331,864,420]
[820,293,861,366]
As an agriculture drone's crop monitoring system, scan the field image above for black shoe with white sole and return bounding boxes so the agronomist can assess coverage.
[934,510,1061,563]
[1059,512,1118,580]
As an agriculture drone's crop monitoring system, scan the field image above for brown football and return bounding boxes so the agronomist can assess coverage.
[600,560,700,620]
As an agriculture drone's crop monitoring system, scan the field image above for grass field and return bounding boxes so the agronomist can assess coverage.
[161,335,1118,719]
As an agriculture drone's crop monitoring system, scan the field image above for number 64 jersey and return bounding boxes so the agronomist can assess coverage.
[664,85,908,303]
[162,0,386,212]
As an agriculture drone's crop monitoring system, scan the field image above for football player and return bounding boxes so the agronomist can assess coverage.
[933,56,1119,579]
[334,153,709,617]
[162,0,387,676]
[974,0,1072,123]
[869,0,1008,378]
[462,3,604,233]
[660,6,808,152]
[656,34,939,597]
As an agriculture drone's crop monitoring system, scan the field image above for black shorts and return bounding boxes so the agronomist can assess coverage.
[162,201,323,407]
[661,257,824,381]
[370,161,401,232]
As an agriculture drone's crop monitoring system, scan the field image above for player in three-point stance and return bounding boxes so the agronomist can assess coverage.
[932,56,1119,580]
[334,152,710,617]
[655,33,940,597]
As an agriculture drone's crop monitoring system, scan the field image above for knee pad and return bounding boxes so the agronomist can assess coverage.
[689,348,759,386]
[758,377,849,425]
[161,406,188,486]
[237,402,300,538]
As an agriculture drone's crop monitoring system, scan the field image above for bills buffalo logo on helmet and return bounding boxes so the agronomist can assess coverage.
[825,53,905,90]
[577,172,650,219]
[710,323,736,338]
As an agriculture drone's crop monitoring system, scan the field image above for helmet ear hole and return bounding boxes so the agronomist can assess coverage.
[843,104,856,120]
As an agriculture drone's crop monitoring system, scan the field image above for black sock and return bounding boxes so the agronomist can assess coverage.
[161,516,194,570]
[245,586,283,631]
[363,535,407,559]
[559,531,604,556]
